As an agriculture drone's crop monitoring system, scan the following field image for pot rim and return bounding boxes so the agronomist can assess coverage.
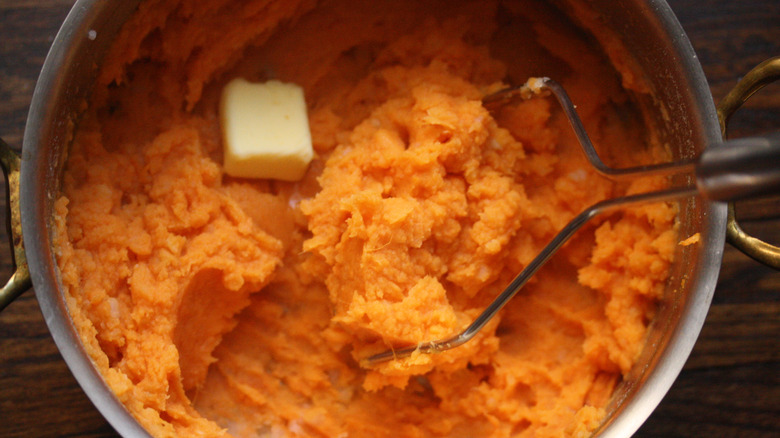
[588,0,726,435]
[19,1,726,437]
[22,0,153,436]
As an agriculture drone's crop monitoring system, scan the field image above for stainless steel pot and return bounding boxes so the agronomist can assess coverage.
[0,0,777,437]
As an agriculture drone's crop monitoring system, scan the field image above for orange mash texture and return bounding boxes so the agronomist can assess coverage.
[54,0,677,437]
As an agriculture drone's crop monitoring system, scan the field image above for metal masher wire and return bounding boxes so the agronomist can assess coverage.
[363,185,697,365]
[483,78,698,178]
[362,78,780,367]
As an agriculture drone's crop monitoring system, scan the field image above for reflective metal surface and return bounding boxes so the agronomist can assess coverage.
[15,0,741,437]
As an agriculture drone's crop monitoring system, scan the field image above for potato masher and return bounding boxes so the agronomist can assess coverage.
[363,77,780,366]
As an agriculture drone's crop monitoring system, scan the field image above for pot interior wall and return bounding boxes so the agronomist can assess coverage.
[22,0,724,437]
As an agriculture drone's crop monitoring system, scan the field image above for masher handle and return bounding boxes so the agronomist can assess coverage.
[697,132,780,202]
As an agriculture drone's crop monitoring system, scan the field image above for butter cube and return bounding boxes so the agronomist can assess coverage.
[220,78,313,181]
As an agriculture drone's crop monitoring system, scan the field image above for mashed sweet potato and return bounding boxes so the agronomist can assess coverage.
[53,0,677,437]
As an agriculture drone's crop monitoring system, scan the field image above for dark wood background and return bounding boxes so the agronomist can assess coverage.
[0,0,777,436]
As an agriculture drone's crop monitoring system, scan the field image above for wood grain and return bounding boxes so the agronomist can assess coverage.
[0,1,778,436]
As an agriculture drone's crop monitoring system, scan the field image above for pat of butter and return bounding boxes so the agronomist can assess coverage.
[220,78,313,181]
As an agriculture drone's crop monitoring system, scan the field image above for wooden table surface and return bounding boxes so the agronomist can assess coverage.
[0,1,777,436]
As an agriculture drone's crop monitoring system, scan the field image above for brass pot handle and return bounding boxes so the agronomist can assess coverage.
[0,138,31,311]
[717,56,780,269]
